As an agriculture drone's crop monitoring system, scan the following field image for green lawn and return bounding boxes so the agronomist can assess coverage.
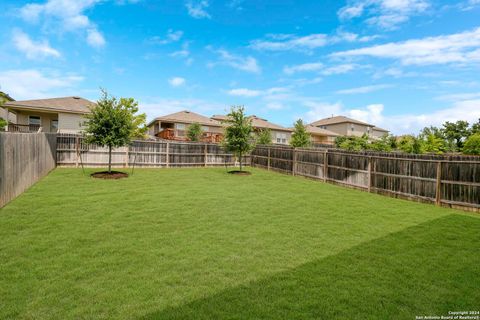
[1,168,479,319]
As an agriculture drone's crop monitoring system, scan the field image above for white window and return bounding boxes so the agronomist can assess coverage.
[176,123,186,130]
[29,116,41,126]
[51,120,58,132]
[202,126,209,132]
[276,132,287,144]
[367,127,371,134]
[351,124,355,132]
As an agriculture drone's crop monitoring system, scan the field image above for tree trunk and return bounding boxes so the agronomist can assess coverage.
[108,145,112,173]
[239,152,242,171]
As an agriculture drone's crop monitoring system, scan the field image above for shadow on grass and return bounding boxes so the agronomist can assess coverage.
[142,214,480,320]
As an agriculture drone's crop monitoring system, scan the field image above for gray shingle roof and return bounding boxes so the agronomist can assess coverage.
[4,96,93,114]
[310,115,374,127]
[149,110,223,127]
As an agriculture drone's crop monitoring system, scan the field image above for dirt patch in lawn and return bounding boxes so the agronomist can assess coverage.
[227,170,252,176]
[91,171,129,179]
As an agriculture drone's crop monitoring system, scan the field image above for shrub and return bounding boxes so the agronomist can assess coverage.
[463,133,480,155]
[0,117,6,130]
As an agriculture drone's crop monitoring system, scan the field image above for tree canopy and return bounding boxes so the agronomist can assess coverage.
[290,119,311,148]
[256,128,272,145]
[222,106,254,171]
[84,90,147,173]
[186,123,203,142]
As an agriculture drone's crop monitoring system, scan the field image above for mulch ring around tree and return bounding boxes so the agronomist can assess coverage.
[227,170,252,176]
[91,171,129,179]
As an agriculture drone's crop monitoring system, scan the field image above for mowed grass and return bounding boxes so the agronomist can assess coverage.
[0,168,479,319]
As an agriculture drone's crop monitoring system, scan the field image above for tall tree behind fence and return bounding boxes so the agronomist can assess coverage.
[0,133,57,208]
[56,133,249,168]
[251,145,480,212]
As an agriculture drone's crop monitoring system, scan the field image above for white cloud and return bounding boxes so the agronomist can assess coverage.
[332,27,480,66]
[338,0,430,29]
[12,29,61,59]
[283,62,358,76]
[185,1,211,19]
[336,84,392,94]
[283,62,324,75]
[0,69,83,100]
[149,29,184,45]
[86,28,105,48]
[250,31,378,53]
[227,88,263,97]
[209,48,261,73]
[168,77,186,87]
[250,34,328,52]
[18,0,108,48]
[302,99,480,135]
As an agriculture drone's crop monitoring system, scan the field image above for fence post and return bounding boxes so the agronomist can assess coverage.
[75,136,80,168]
[367,156,372,192]
[292,148,297,176]
[267,147,271,171]
[204,143,208,167]
[125,147,129,168]
[166,142,170,168]
[435,161,442,206]
[323,149,328,182]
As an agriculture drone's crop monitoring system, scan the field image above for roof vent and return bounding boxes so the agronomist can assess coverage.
[73,96,81,99]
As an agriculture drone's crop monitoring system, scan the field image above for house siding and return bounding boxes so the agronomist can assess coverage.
[16,111,58,132]
[58,113,85,133]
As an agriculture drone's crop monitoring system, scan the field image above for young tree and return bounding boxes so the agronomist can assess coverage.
[421,133,447,154]
[186,122,203,142]
[462,133,480,155]
[290,119,311,148]
[256,128,272,145]
[222,106,254,172]
[442,120,470,151]
[84,90,147,173]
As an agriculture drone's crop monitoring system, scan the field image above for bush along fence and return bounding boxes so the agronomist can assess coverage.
[56,133,250,168]
[0,132,57,208]
[251,145,480,212]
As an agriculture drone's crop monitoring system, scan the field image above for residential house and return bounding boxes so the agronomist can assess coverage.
[309,116,388,139]
[305,125,339,145]
[3,96,93,133]
[211,114,292,145]
[147,110,224,142]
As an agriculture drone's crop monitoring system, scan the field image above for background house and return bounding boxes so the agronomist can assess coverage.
[0,92,15,125]
[211,114,292,145]
[309,116,388,139]
[305,125,339,145]
[3,97,92,133]
[148,110,224,142]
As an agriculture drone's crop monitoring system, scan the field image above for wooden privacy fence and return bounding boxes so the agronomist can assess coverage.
[251,145,480,212]
[56,134,250,168]
[0,133,57,208]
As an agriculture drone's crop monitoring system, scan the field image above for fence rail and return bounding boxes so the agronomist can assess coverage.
[251,145,480,212]
[56,134,249,168]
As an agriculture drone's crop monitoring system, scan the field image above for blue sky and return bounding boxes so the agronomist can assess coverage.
[1,0,480,134]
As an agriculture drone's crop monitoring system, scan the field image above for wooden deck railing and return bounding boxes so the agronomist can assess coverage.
[7,124,42,133]
[156,128,223,143]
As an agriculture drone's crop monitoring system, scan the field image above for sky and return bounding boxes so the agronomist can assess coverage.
[1,0,480,134]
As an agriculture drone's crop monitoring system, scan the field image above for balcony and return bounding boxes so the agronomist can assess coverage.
[156,128,223,143]
[7,124,42,133]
